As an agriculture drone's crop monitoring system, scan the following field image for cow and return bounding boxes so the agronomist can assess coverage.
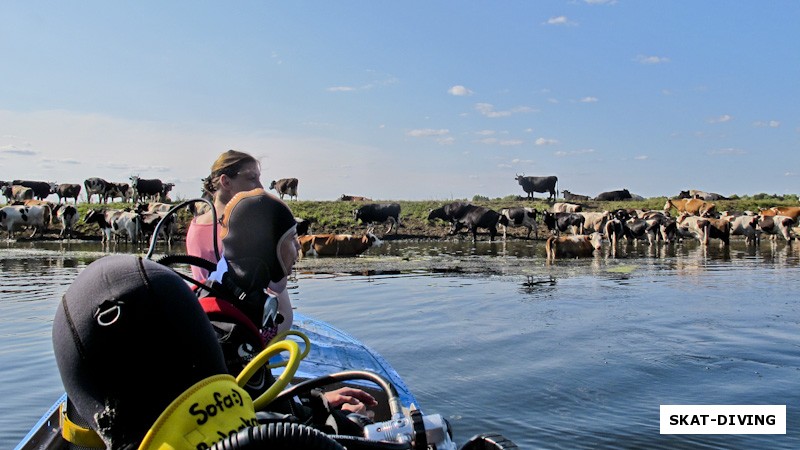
[664,198,716,217]
[677,190,728,201]
[129,176,165,203]
[298,230,383,257]
[160,183,175,202]
[295,217,311,236]
[552,202,582,213]
[676,213,731,246]
[432,204,507,242]
[542,211,585,236]
[84,177,112,204]
[758,206,800,221]
[579,211,612,234]
[139,211,177,245]
[2,185,34,203]
[562,190,591,202]
[136,202,174,214]
[55,183,82,204]
[0,204,50,238]
[269,178,299,200]
[52,204,79,239]
[353,203,402,234]
[84,209,141,243]
[339,194,373,202]
[545,232,604,261]
[625,217,663,245]
[721,214,759,245]
[638,210,678,243]
[106,182,132,203]
[514,174,558,201]
[499,207,539,240]
[427,202,473,225]
[594,189,632,201]
[603,217,629,250]
[756,215,795,242]
[11,180,57,200]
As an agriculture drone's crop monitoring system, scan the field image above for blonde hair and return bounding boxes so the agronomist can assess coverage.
[202,150,259,195]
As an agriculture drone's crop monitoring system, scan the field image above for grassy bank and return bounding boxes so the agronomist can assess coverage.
[37,194,799,242]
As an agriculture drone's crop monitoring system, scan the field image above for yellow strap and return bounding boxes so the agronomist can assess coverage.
[60,403,105,448]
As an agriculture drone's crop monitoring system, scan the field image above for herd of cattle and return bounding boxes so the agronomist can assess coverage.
[2,173,799,260]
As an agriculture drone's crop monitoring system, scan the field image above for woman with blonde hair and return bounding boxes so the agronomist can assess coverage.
[186,149,263,281]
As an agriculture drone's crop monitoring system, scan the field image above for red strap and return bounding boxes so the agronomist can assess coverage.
[199,297,265,348]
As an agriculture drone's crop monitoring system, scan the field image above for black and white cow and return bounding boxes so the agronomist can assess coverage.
[353,203,401,234]
[139,211,177,245]
[514,175,558,201]
[677,190,728,201]
[11,180,57,201]
[52,204,79,239]
[427,202,473,224]
[56,183,82,204]
[542,211,585,236]
[105,182,132,203]
[84,177,112,204]
[594,189,632,201]
[130,176,165,203]
[269,178,299,200]
[0,204,50,238]
[84,209,141,243]
[499,207,538,240]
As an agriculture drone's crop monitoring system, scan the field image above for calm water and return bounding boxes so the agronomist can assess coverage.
[2,239,799,449]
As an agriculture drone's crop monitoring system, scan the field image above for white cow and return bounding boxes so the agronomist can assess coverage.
[579,211,612,234]
[721,214,759,245]
[552,202,582,213]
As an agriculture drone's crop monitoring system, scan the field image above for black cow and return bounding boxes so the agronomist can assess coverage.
[55,183,82,204]
[130,176,164,203]
[353,203,401,234]
[542,211,585,236]
[562,190,591,202]
[594,189,632,201]
[514,174,558,201]
[11,180,56,200]
[499,207,539,240]
[106,182,132,203]
[84,177,111,204]
[295,217,311,236]
[269,178,299,200]
[429,202,507,242]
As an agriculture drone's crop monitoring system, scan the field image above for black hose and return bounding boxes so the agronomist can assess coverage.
[209,422,345,450]
[328,435,412,449]
[145,197,218,260]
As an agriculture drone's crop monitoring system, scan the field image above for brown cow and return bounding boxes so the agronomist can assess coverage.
[664,198,716,217]
[545,232,603,260]
[340,194,373,202]
[758,206,800,221]
[298,230,382,257]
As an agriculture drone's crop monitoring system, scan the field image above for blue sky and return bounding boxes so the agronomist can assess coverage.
[2,1,798,201]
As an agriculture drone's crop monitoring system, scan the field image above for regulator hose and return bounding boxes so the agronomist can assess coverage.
[209,422,345,450]
[145,196,219,260]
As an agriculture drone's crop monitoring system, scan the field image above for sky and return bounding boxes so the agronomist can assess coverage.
[1,1,799,202]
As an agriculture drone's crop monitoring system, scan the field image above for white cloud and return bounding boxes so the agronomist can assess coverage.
[406,128,450,137]
[580,96,599,103]
[635,55,670,64]
[708,147,745,155]
[634,155,648,160]
[475,103,534,118]
[0,146,38,156]
[545,16,577,26]
[753,120,780,128]
[448,85,473,96]
[499,140,524,146]
[584,0,617,4]
[327,86,356,92]
[479,138,498,145]
[436,136,456,145]
[535,137,559,146]
[554,148,595,156]
[708,114,732,124]
[475,130,496,136]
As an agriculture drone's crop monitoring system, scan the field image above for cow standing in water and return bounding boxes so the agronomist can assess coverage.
[269,178,299,200]
[514,175,558,202]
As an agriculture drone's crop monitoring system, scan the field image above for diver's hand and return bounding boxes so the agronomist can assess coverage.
[323,387,378,414]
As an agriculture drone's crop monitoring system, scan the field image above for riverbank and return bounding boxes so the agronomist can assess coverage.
[7,195,800,242]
